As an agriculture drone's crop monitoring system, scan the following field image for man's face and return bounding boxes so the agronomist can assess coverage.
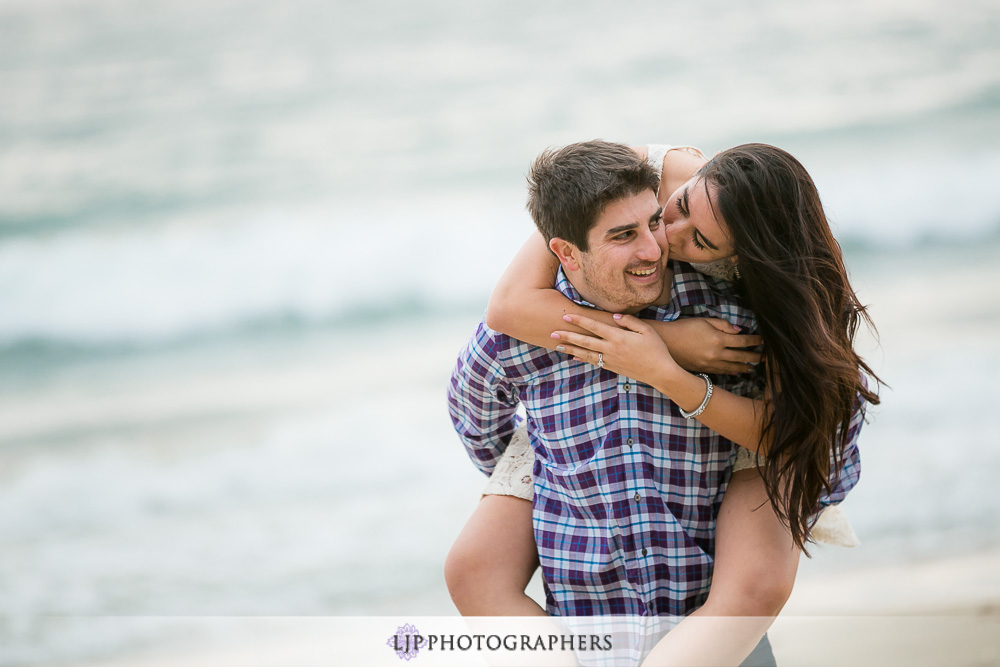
[572,190,669,314]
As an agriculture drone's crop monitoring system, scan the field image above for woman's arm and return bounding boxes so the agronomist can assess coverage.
[485,232,573,342]
[487,233,763,375]
[632,144,708,205]
[552,312,772,454]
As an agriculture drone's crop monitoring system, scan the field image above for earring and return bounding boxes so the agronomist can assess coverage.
[733,263,741,280]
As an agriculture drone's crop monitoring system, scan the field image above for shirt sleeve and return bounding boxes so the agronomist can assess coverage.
[446,321,521,477]
[817,387,868,509]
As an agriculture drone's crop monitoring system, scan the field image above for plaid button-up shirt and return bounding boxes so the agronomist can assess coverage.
[447,263,863,617]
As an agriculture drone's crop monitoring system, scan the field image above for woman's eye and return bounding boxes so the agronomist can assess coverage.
[675,197,686,215]
[692,233,705,250]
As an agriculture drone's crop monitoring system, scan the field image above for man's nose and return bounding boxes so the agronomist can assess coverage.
[636,229,662,261]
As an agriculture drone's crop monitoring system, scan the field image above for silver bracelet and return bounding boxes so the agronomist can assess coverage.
[679,374,713,419]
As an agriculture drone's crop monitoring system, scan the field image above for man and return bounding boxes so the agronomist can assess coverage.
[446,141,779,664]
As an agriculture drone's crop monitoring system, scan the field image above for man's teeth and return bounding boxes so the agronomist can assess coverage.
[627,268,656,276]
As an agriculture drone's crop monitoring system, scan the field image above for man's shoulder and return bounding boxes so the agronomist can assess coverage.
[672,262,739,304]
[462,317,562,382]
[671,262,756,332]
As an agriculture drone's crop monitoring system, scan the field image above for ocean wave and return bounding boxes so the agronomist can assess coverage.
[3,150,1000,354]
[2,222,998,358]
[0,195,527,351]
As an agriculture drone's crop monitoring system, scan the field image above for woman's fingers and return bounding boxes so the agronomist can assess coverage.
[562,312,656,343]
[551,330,604,351]
[723,349,763,364]
[562,313,623,338]
[726,334,764,349]
[610,313,652,334]
[553,343,594,362]
[704,318,741,334]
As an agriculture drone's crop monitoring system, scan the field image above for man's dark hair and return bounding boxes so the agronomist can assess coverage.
[526,140,659,251]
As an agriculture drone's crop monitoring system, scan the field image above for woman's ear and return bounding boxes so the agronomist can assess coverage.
[549,237,582,273]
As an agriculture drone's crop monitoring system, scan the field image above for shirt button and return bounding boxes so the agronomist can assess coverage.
[626,437,634,447]
[641,548,648,556]
[624,383,631,392]
[634,493,641,502]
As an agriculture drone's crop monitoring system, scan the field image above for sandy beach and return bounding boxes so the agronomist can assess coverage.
[768,548,1000,666]
[62,548,1000,667]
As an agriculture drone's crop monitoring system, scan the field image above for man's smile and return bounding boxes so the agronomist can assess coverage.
[625,265,661,282]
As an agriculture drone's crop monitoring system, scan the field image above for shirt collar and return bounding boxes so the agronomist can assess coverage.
[554,267,592,307]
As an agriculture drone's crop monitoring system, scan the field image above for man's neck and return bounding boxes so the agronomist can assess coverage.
[651,265,675,308]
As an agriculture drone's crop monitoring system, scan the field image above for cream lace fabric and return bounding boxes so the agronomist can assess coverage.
[689,259,739,281]
[482,426,534,501]
[646,143,707,168]
[810,505,860,547]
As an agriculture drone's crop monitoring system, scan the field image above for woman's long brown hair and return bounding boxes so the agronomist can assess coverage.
[701,144,882,552]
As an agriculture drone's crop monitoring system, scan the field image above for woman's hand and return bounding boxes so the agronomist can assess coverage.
[551,313,685,388]
[654,318,763,375]
[556,313,773,452]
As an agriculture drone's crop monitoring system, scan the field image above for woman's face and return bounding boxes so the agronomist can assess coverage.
[661,175,737,264]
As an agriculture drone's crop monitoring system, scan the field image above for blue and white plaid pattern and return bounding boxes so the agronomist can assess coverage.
[448,263,863,618]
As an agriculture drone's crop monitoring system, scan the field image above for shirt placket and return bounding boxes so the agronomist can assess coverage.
[614,373,656,613]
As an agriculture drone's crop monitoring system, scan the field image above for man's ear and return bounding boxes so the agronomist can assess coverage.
[549,237,582,273]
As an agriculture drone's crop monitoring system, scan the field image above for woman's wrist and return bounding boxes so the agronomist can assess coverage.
[652,366,712,413]
[678,374,713,419]
[649,362,687,395]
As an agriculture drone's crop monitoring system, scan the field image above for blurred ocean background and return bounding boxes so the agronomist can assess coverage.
[1,0,999,663]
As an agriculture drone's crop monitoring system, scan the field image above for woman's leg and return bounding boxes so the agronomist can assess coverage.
[643,468,800,666]
[444,494,547,616]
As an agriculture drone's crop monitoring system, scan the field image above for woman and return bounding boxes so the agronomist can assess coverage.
[445,143,881,665]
